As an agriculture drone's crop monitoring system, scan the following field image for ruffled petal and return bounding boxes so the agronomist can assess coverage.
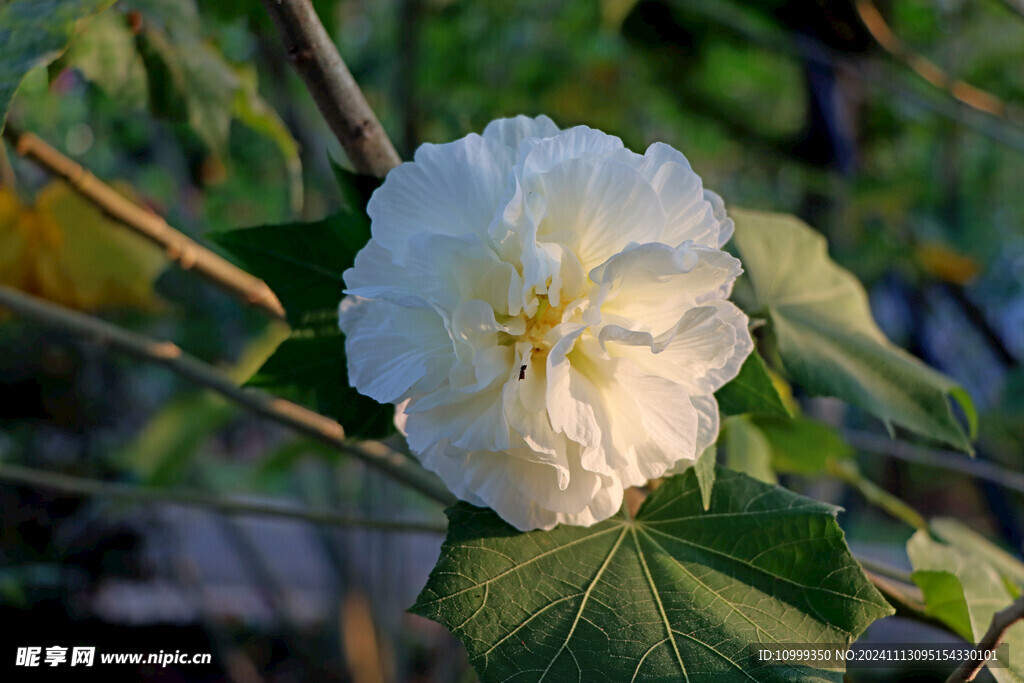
[367,134,507,254]
[339,299,453,404]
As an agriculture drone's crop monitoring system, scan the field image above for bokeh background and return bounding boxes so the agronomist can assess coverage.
[2,0,1023,680]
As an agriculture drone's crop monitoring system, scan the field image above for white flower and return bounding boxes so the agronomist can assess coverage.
[339,116,753,531]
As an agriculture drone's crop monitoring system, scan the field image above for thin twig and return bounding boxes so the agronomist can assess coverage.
[1,125,287,321]
[947,594,1024,682]
[863,570,959,637]
[857,555,914,585]
[0,285,455,506]
[0,462,447,534]
[846,430,1024,497]
[259,0,401,177]
[826,458,929,531]
[855,0,1021,122]
[995,0,1024,21]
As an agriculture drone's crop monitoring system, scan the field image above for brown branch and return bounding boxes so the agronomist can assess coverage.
[855,0,1021,122]
[260,0,401,177]
[2,125,287,320]
[947,594,1024,682]
[846,429,1024,496]
[0,285,455,506]
[864,570,960,637]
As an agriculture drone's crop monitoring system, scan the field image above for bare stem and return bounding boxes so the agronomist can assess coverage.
[2,125,287,320]
[260,0,401,177]
[947,594,1024,682]
[864,570,959,637]
[847,429,1024,496]
[855,0,1021,122]
[0,285,455,506]
[826,458,929,531]
[0,462,447,534]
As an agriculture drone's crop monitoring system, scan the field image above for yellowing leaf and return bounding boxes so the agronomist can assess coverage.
[916,242,980,285]
[0,182,165,311]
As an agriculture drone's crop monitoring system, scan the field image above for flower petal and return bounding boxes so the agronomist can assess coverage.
[367,134,507,254]
[339,299,453,404]
[482,114,561,169]
[531,159,666,270]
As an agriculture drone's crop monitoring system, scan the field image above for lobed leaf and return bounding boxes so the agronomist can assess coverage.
[413,468,892,682]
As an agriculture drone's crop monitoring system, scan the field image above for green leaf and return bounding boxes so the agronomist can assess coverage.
[135,27,189,122]
[329,158,381,223]
[693,444,716,510]
[247,330,393,439]
[232,66,303,213]
[413,468,892,682]
[722,415,776,484]
[730,208,976,453]
[752,415,852,475]
[908,531,1024,682]
[58,9,148,108]
[931,518,1024,588]
[211,211,369,328]
[715,349,790,418]
[0,0,117,132]
[115,394,236,486]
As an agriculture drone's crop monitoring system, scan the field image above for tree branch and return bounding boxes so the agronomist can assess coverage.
[855,0,1021,123]
[259,0,401,177]
[846,429,1024,497]
[0,285,455,506]
[826,458,929,531]
[947,594,1024,682]
[2,125,287,321]
[863,570,960,637]
[0,462,447,534]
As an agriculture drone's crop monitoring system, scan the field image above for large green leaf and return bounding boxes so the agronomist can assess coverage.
[715,349,791,418]
[247,330,393,439]
[413,468,892,682]
[0,0,117,131]
[730,209,976,453]
[908,531,1024,682]
[211,211,369,328]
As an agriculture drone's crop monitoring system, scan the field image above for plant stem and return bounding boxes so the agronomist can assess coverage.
[0,285,455,506]
[0,462,447,533]
[260,0,401,177]
[827,458,929,531]
[947,594,1024,682]
[2,125,287,321]
[847,429,1024,496]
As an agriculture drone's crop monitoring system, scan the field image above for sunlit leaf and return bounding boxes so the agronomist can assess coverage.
[0,0,117,131]
[731,208,975,453]
[753,415,852,475]
[722,414,776,484]
[931,518,1024,588]
[693,444,716,510]
[414,468,892,682]
[908,531,1024,682]
[0,183,164,311]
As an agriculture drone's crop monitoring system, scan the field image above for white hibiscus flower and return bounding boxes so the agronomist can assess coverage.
[339,115,753,531]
